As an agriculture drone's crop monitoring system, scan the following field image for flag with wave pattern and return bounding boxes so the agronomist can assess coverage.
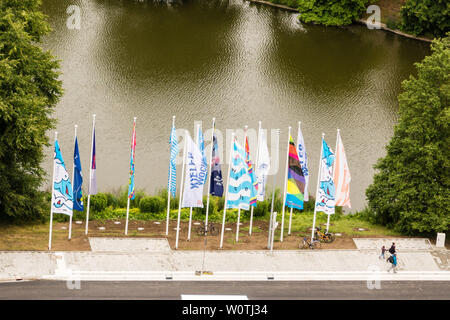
[226,137,252,210]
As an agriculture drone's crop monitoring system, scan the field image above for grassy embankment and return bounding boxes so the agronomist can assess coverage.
[0,186,402,251]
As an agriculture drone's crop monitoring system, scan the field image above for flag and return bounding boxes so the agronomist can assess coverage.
[210,133,224,197]
[227,137,252,210]
[89,128,97,195]
[52,139,73,216]
[297,125,309,201]
[73,137,83,211]
[315,138,335,214]
[256,129,270,201]
[245,136,258,207]
[168,125,178,198]
[182,134,207,207]
[198,126,207,184]
[285,135,305,209]
[128,120,136,200]
[333,131,351,207]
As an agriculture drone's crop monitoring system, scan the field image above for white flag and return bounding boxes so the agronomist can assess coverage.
[182,134,207,208]
[333,131,351,208]
[256,129,270,201]
[51,140,73,216]
[297,125,309,201]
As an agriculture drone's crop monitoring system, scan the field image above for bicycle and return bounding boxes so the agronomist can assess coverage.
[299,237,321,250]
[315,227,335,243]
[196,222,217,236]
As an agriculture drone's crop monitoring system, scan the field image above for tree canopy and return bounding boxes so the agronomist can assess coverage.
[296,0,369,26]
[401,0,450,38]
[0,0,62,220]
[366,34,450,235]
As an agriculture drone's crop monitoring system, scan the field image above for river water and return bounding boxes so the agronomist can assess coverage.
[41,0,430,211]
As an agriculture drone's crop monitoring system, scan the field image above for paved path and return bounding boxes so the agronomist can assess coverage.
[1,280,449,299]
[353,238,432,250]
[0,238,448,282]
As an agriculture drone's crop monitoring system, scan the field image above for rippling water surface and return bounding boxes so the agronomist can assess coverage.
[41,0,430,211]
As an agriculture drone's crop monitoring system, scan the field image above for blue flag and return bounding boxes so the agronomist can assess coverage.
[198,127,207,184]
[209,133,223,197]
[73,137,83,211]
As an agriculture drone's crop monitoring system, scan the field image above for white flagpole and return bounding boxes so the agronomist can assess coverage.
[288,207,293,235]
[271,212,277,253]
[236,126,247,243]
[205,118,215,234]
[48,131,57,250]
[326,129,339,233]
[175,130,188,249]
[69,125,77,240]
[85,114,95,235]
[267,129,279,249]
[249,121,261,236]
[280,126,291,242]
[125,117,136,235]
[166,115,175,236]
[312,133,325,240]
[219,132,234,249]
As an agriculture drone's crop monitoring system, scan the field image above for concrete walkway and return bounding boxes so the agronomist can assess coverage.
[0,238,448,281]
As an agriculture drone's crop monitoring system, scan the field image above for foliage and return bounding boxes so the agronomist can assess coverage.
[90,193,108,213]
[400,0,450,38]
[296,0,369,26]
[366,35,450,235]
[0,0,62,221]
[139,196,165,213]
[253,200,269,217]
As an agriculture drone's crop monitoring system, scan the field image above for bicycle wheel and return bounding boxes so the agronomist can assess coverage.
[325,233,335,243]
[312,241,321,249]
[299,240,308,249]
[196,225,205,236]
[208,224,217,236]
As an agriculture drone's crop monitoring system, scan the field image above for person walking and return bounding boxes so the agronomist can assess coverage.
[387,253,398,273]
[379,245,386,260]
[389,242,396,255]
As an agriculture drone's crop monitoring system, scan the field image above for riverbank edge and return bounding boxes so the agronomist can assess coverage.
[245,0,432,43]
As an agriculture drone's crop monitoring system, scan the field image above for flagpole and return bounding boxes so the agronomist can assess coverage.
[249,121,261,236]
[205,117,215,234]
[326,129,339,233]
[85,114,95,235]
[125,117,136,236]
[267,129,279,249]
[280,126,291,242]
[48,131,57,250]
[312,133,325,240]
[166,116,175,236]
[219,132,234,249]
[69,125,77,240]
[175,130,188,249]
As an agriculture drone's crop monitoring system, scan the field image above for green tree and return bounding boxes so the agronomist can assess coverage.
[296,0,369,26]
[366,35,450,235]
[400,0,450,38]
[0,0,62,221]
